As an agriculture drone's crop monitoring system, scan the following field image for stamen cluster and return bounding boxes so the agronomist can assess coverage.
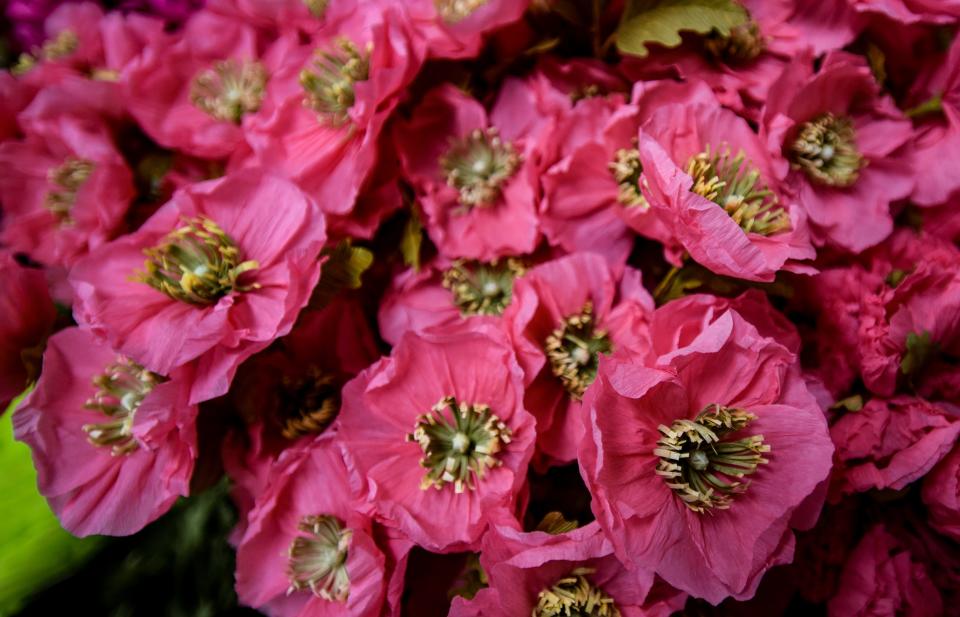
[442,258,526,316]
[705,20,765,63]
[440,128,522,209]
[300,39,370,126]
[788,113,864,187]
[544,302,612,400]
[287,514,352,602]
[277,366,340,440]
[609,148,648,208]
[190,60,268,124]
[83,358,162,456]
[533,567,621,617]
[44,157,94,224]
[435,0,489,23]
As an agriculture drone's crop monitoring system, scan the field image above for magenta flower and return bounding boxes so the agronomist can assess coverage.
[401,0,530,60]
[70,171,326,404]
[845,0,960,24]
[120,0,205,22]
[13,327,197,536]
[338,323,535,552]
[580,309,833,602]
[923,444,960,542]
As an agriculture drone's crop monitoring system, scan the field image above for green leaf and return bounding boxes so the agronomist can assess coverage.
[830,394,864,413]
[616,0,748,57]
[308,240,374,309]
[900,330,938,377]
[400,211,424,272]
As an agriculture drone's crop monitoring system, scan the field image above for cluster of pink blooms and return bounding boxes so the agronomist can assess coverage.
[2,0,960,615]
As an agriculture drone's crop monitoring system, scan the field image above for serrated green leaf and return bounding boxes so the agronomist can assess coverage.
[308,240,374,309]
[616,0,748,57]
[400,211,423,272]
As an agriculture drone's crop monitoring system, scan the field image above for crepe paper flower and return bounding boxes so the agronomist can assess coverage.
[70,171,326,404]
[761,52,914,252]
[338,323,535,552]
[0,116,134,268]
[846,0,960,24]
[9,2,105,76]
[637,101,815,282]
[234,434,388,617]
[0,254,56,410]
[393,81,550,260]
[923,445,960,542]
[580,311,833,603]
[12,327,197,536]
[205,0,333,30]
[830,396,960,497]
[503,252,653,466]
[401,0,530,60]
[828,525,943,617]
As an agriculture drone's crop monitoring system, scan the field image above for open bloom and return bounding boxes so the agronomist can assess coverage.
[580,309,833,602]
[70,171,326,404]
[401,0,530,60]
[923,444,960,542]
[338,323,535,552]
[844,0,960,24]
[13,327,197,536]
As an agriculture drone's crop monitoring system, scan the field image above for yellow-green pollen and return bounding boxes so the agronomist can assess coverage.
[705,19,765,63]
[655,404,770,513]
[287,514,352,602]
[788,113,864,188]
[687,145,790,236]
[190,59,267,124]
[83,358,162,456]
[12,30,78,75]
[300,39,370,126]
[278,366,339,440]
[533,567,620,617]
[545,302,612,400]
[609,148,648,209]
[442,258,526,316]
[440,128,522,209]
[407,396,512,493]
[44,157,94,224]
[303,0,328,17]
[435,0,488,23]
[135,216,260,305]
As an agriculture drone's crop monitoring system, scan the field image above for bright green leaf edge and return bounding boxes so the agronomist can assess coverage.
[616,0,749,57]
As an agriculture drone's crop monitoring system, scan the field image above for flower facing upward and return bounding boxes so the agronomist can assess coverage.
[190,59,268,124]
[299,39,370,126]
[787,112,863,188]
[440,128,522,210]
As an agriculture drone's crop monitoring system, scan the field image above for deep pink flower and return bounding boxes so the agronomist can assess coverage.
[13,327,197,536]
[70,171,326,404]
[828,525,942,617]
[401,0,530,60]
[846,0,960,24]
[761,52,914,252]
[923,445,960,542]
[234,434,387,617]
[830,397,960,496]
[638,101,815,281]
[120,0,205,22]
[393,81,549,260]
[338,323,536,552]
[503,252,653,466]
[580,310,833,602]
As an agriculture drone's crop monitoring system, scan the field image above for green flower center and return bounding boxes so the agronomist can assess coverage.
[654,404,770,513]
[287,514,352,602]
[687,145,790,236]
[609,148,648,208]
[788,113,864,188]
[545,302,612,400]
[440,128,522,209]
[442,258,526,316]
[45,157,94,224]
[277,366,340,440]
[12,30,78,75]
[407,396,512,493]
[705,20,765,63]
[435,0,488,22]
[534,568,621,617]
[190,59,268,124]
[303,0,328,17]
[83,358,162,456]
[135,216,260,306]
[300,39,370,126]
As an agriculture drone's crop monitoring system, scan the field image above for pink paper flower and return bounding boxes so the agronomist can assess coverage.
[234,434,387,617]
[338,323,535,552]
[503,252,653,466]
[828,525,943,617]
[401,0,530,60]
[846,0,960,24]
[923,444,960,542]
[580,309,833,602]
[13,327,197,536]
[393,81,548,260]
[761,52,914,252]
[638,100,815,281]
[830,396,960,496]
[69,171,326,404]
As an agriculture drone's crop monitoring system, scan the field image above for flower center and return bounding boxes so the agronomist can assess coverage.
[277,366,340,440]
[687,145,790,236]
[609,148,648,209]
[83,358,162,456]
[13,30,78,75]
[407,396,512,493]
[135,216,260,305]
[654,404,770,513]
[435,0,488,22]
[44,157,93,224]
[788,113,863,188]
[442,258,526,316]
[545,302,612,400]
[704,19,765,63]
[303,0,328,17]
[190,60,267,124]
[287,514,352,602]
[440,128,522,209]
[534,568,621,617]
[300,38,370,126]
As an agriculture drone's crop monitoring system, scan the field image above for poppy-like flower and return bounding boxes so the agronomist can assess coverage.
[845,0,960,24]
[761,52,914,252]
[121,0,206,22]
[0,254,56,409]
[235,434,388,617]
[393,81,549,260]
[70,171,326,404]
[13,327,197,536]
[338,323,535,552]
[503,252,653,466]
[401,0,530,60]
[830,396,960,497]
[580,309,833,602]
[638,101,815,281]
[9,2,105,76]
[828,525,942,617]
[923,445,960,542]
